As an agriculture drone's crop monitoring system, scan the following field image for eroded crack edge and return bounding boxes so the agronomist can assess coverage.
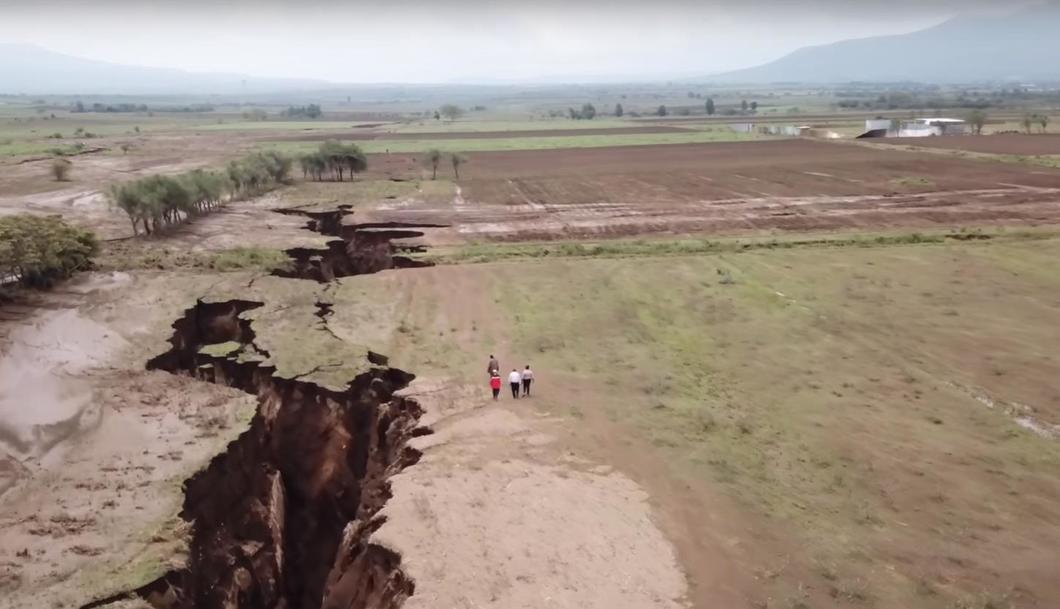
[82,298,432,609]
[271,206,448,283]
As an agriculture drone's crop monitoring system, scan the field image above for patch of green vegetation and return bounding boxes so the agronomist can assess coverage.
[890,175,935,187]
[261,129,769,155]
[439,236,1060,608]
[392,118,634,133]
[424,228,1060,265]
[996,153,1060,169]
[209,247,291,272]
[198,341,243,357]
[97,244,291,274]
[281,178,455,208]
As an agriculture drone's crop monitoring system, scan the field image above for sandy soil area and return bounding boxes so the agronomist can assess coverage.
[377,379,689,609]
[0,273,254,609]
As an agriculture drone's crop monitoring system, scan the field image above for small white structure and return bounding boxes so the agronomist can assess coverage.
[859,117,967,139]
[907,118,968,136]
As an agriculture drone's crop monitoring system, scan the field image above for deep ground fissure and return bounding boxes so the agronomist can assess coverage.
[271,207,447,282]
[84,299,429,609]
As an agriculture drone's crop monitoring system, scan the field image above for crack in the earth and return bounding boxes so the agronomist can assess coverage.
[81,299,430,609]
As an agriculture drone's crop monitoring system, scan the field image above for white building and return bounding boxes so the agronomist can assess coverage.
[859,117,967,139]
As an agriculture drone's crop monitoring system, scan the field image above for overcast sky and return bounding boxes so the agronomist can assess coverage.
[0,0,1039,83]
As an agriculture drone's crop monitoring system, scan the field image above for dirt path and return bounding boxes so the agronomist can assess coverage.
[379,379,689,609]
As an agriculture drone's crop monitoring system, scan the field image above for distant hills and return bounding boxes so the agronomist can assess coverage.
[714,3,1060,83]
[0,43,331,95]
[2,3,1059,95]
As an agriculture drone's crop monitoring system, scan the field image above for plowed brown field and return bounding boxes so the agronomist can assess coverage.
[879,134,1060,155]
[358,139,1060,241]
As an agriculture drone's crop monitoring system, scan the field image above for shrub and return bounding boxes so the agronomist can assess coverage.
[51,158,72,181]
[0,214,99,289]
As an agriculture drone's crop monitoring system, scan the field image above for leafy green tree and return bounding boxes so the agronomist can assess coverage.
[705,98,715,115]
[107,152,288,236]
[50,158,71,181]
[966,109,988,135]
[614,103,624,117]
[450,152,467,180]
[741,100,749,112]
[581,103,597,120]
[0,214,98,288]
[657,105,668,117]
[425,148,443,180]
[750,101,758,112]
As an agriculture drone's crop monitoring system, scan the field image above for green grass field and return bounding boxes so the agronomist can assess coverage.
[263,129,769,155]
[368,232,1060,609]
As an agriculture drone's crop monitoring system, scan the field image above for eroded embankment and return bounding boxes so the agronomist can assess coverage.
[272,207,446,282]
[86,299,428,609]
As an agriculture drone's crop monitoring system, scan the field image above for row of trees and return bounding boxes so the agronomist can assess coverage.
[567,98,722,119]
[0,214,98,289]
[569,103,597,120]
[282,104,323,119]
[424,149,467,180]
[967,111,1050,135]
[108,151,292,236]
[1021,114,1050,134]
[298,141,368,182]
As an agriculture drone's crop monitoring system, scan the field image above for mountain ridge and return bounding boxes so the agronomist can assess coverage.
[0,43,334,95]
[712,3,1060,83]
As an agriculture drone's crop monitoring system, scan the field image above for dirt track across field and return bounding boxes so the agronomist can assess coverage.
[877,133,1060,155]
[269,125,696,142]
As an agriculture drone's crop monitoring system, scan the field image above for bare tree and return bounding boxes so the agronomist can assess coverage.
[1021,114,1034,134]
[450,152,467,180]
[425,148,443,180]
[1038,114,1050,133]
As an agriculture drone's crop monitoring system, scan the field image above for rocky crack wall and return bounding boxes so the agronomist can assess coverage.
[272,207,447,282]
[84,299,429,609]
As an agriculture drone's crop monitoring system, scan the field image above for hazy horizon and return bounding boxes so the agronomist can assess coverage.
[0,0,1042,84]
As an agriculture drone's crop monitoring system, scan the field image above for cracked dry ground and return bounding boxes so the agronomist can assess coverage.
[0,202,691,609]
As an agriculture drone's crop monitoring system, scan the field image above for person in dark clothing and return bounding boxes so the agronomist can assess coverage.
[487,354,500,376]
[508,369,521,399]
[521,365,534,397]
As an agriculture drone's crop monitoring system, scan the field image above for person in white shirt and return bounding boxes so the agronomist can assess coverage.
[521,365,534,397]
[507,369,522,399]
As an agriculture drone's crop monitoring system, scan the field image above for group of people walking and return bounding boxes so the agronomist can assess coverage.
[487,354,534,400]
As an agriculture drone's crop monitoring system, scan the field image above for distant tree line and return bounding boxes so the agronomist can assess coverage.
[108,151,292,236]
[0,214,99,290]
[70,100,214,113]
[568,103,597,120]
[281,104,323,119]
[298,141,367,181]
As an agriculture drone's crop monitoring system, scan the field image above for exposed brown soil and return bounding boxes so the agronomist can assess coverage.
[86,299,428,609]
[877,134,1060,155]
[356,140,1060,242]
[269,125,695,142]
[271,206,444,282]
